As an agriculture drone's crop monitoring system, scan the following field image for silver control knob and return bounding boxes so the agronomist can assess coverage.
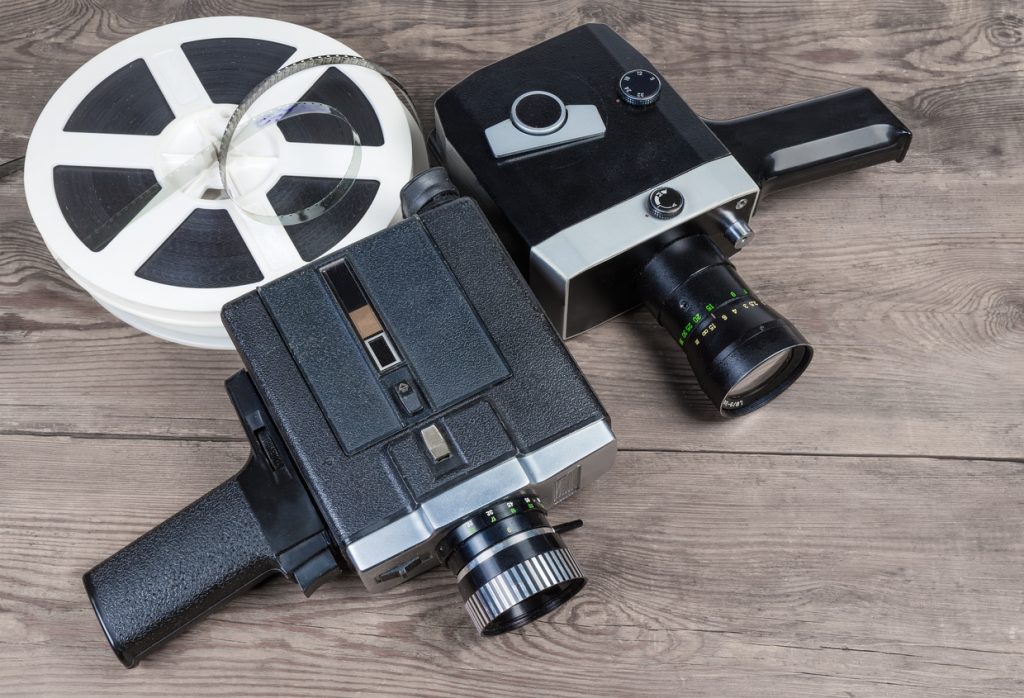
[716,210,755,250]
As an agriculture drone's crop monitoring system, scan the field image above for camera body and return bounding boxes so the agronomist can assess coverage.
[433,24,911,414]
[84,191,615,667]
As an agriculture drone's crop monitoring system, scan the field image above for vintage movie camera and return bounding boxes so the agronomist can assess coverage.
[84,175,616,667]
[433,24,911,414]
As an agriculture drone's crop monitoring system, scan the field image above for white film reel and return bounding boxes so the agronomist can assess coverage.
[25,17,427,349]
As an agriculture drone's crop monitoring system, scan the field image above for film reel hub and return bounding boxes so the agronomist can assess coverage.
[154,103,282,202]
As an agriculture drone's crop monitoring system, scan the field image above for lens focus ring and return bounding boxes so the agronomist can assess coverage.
[640,233,813,415]
[438,494,587,635]
[464,547,584,633]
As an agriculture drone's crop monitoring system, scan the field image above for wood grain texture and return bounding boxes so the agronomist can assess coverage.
[3,437,1023,696]
[0,0,1022,695]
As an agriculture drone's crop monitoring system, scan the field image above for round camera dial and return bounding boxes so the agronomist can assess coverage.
[510,91,567,135]
[648,186,684,219]
[618,69,662,107]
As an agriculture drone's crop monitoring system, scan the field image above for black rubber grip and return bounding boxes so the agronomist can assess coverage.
[706,87,912,195]
[83,473,280,667]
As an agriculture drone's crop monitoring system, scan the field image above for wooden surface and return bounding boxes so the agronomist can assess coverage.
[1,1,1022,695]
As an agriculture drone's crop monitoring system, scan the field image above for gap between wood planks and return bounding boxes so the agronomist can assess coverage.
[1,428,1021,465]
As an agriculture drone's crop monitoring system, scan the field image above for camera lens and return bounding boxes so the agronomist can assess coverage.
[640,234,813,415]
[436,494,585,635]
[726,347,794,398]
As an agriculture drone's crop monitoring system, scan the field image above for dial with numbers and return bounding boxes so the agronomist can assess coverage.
[618,68,662,106]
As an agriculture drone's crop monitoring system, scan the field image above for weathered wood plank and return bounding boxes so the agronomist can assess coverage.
[1,436,1021,695]
[0,0,1021,694]
[1,0,1021,171]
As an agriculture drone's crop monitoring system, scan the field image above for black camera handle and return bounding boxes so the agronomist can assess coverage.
[83,372,339,668]
[705,87,912,196]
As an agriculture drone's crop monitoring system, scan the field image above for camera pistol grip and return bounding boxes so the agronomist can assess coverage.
[82,372,338,668]
[705,87,912,196]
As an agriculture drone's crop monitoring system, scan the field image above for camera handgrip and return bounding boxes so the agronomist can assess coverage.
[705,87,912,195]
[83,470,281,668]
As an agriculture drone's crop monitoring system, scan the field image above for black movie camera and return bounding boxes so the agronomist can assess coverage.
[84,176,616,667]
[433,24,912,414]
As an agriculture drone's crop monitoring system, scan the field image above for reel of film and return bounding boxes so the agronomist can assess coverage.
[24,17,427,348]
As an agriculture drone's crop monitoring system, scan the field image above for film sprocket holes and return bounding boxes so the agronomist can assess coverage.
[83,173,617,667]
[433,24,912,415]
[24,17,427,348]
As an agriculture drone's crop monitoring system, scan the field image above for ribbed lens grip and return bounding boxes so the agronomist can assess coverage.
[464,547,585,633]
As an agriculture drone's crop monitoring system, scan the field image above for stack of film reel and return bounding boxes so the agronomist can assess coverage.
[24,17,427,348]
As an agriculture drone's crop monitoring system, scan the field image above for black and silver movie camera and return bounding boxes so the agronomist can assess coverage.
[84,179,616,667]
[433,24,912,414]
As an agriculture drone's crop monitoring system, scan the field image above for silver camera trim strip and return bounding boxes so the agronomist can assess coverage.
[345,417,615,592]
[529,155,760,337]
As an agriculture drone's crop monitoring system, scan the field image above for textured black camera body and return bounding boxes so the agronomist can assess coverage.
[433,24,911,414]
[84,194,616,667]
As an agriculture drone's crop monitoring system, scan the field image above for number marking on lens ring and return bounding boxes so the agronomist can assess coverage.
[678,292,755,345]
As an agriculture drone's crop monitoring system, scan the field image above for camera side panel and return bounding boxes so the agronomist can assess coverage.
[222,293,416,542]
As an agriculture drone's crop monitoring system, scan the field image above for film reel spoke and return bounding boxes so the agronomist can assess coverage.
[343,144,399,183]
[53,132,157,170]
[147,46,215,116]
[262,65,331,110]
[226,206,305,276]
[275,142,361,180]
[99,191,204,272]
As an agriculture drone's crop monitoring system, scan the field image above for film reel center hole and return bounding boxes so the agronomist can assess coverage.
[156,103,280,203]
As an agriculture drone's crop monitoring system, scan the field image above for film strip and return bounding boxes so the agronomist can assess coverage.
[24,17,427,348]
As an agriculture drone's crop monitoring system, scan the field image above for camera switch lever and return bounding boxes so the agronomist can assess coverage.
[375,556,426,583]
[420,424,452,462]
[553,519,584,534]
[392,380,424,415]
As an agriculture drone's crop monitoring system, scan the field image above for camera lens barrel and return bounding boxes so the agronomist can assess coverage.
[640,234,813,415]
[437,494,585,635]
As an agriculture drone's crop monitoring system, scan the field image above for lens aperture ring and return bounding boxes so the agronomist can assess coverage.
[437,494,548,572]
[455,526,555,582]
[677,289,766,351]
[464,547,584,634]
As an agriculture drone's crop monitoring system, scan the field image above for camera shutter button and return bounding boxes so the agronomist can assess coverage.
[510,91,567,135]
[648,187,684,219]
